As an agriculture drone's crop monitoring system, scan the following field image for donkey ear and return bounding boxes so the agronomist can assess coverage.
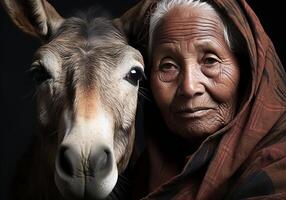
[1,0,64,39]
[113,0,156,48]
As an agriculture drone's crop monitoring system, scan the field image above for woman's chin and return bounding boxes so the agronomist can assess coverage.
[168,119,220,140]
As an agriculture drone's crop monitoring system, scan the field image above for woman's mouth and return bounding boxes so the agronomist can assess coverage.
[174,107,214,118]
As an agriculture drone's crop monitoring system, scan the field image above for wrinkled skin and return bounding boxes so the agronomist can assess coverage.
[150,6,240,140]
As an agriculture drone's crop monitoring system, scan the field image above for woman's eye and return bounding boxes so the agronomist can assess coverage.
[159,63,178,72]
[157,62,179,82]
[203,56,220,66]
[29,62,51,85]
[125,66,146,86]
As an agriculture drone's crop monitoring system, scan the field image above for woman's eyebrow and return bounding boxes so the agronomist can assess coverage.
[154,38,181,47]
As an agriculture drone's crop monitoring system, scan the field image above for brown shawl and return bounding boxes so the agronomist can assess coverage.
[117,0,286,199]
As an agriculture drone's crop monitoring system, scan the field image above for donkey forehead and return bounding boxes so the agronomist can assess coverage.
[35,43,143,77]
[34,16,143,75]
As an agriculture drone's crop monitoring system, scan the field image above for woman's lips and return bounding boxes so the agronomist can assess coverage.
[174,107,214,118]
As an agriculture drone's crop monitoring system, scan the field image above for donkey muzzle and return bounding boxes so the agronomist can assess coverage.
[55,144,118,200]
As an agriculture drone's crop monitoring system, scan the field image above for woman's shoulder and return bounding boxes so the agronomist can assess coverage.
[226,131,286,199]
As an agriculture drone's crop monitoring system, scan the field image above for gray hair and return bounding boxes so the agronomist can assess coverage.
[148,0,231,55]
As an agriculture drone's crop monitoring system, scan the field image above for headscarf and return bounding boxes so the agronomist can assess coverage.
[116,0,286,199]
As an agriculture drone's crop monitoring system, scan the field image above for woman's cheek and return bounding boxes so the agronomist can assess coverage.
[201,64,221,78]
[206,65,240,103]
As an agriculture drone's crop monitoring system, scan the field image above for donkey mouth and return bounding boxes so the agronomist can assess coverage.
[54,145,118,200]
[55,173,118,200]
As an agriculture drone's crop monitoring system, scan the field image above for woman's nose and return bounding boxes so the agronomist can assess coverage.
[177,68,205,97]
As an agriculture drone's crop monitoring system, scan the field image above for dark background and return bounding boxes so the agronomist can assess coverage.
[0,1,285,200]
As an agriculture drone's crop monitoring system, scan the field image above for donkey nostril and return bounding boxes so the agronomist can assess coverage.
[58,146,74,177]
[97,149,110,170]
[91,148,112,176]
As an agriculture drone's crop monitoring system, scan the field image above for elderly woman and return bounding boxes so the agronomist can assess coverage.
[117,0,286,199]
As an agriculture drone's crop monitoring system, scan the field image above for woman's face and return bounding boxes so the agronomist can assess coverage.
[150,6,240,139]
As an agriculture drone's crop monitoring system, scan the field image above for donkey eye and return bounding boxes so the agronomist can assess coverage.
[125,67,146,86]
[29,62,51,85]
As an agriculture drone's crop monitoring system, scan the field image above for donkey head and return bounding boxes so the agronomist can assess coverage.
[2,0,144,199]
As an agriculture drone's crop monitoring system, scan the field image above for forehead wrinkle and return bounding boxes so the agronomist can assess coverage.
[155,18,224,44]
[156,32,224,45]
[158,22,223,36]
[161,16,221,26]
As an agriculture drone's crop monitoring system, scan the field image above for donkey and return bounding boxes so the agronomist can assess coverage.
[2,0,144,199]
